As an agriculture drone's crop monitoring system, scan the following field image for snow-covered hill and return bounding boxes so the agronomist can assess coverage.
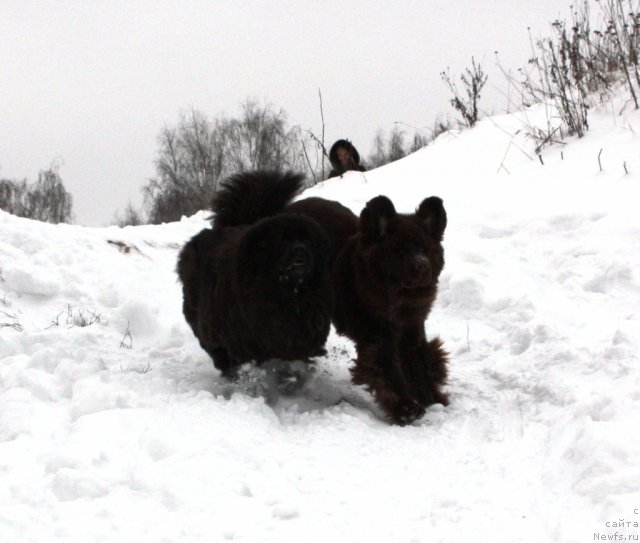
[1,97,639,542]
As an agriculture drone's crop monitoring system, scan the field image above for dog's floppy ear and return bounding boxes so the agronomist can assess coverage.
[360,196,397,241]
[417,196,447,240]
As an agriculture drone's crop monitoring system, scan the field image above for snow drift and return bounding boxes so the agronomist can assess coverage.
[1,97,639,542]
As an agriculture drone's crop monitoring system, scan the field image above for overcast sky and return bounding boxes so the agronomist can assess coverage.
[1,0,574,225]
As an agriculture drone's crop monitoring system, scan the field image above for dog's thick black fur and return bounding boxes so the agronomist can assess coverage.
[288,194,449,425]
[177,171,333,376]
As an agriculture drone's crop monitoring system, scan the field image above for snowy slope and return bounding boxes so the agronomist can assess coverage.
[1,96,639,542]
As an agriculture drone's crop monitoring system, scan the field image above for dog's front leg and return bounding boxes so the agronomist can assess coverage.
[350,333,426,425]
[399,326,449,408]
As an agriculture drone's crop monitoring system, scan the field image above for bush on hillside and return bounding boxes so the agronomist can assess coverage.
[441,57,488,128]
[508,0,640,149]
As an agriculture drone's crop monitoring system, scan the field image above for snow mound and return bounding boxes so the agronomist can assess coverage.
[1,100,640,542]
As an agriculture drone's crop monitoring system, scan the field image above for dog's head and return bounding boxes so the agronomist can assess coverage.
[358,195,447,293]
[236,214,330,291]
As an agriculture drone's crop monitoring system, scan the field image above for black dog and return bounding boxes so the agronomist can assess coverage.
[288,194,449,424]
[177,172,333,376]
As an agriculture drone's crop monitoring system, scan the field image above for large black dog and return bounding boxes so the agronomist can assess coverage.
[177,172,333,376]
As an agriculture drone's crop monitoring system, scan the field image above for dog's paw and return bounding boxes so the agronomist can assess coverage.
[376,392,426,426]
[391,398,426,425]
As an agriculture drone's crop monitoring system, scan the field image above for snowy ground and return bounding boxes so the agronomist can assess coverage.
[1,95,639,542]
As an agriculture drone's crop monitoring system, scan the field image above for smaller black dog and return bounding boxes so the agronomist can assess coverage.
[289,193,448,424]
[177,171,333,376]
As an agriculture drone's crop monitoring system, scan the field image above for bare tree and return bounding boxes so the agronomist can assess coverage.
[367,130,388,169]
[387,127,407,163]
[367,127,407,168]
[0,165,73,223]
[144,110,229,224]
[0,179,26,215]
[113,201,144,226]
[409,132,430,153]
[226,99,304,172]
[28,167,74,223]
[143,99,307,224]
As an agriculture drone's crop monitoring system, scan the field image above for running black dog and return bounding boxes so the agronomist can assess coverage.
[177,172,333,376]
[289,193,449,424]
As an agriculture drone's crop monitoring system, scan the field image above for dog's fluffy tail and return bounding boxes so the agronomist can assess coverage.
[211,171,305,229]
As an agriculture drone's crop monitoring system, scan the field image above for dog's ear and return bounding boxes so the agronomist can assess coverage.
[360,196,397,241]
[417,197,447,240]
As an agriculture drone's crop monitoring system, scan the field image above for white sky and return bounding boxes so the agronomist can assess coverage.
[1,0,573,225]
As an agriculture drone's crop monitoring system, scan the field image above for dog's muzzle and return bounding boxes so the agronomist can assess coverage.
[402,254,432,288]
[279,242,313,283]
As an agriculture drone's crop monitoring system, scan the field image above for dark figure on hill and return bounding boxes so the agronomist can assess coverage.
[328,139,366,179]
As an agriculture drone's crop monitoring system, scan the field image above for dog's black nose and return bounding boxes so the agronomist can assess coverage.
[291,242,310,266]
[279,241,313,283]
[412,254,431,283]
[413,254,429,272]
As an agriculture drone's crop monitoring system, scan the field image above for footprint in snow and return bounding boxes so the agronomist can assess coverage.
[271,505,300,520]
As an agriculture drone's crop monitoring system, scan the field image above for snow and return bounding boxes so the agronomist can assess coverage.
[2,93,640,542]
